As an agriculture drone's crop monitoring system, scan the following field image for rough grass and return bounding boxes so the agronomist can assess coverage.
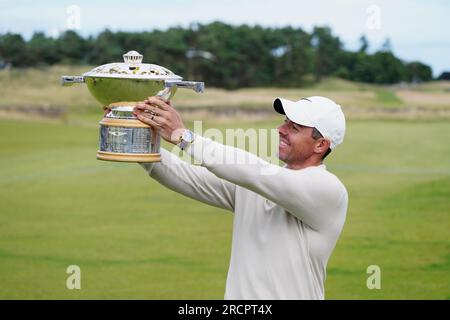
[0,117,449,299]
[1,66,450,119]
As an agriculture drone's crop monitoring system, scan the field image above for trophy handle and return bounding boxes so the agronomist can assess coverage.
[156,87,173,100]
[164,80,205,93]
[157,80,205,100]
[61,76,85,86]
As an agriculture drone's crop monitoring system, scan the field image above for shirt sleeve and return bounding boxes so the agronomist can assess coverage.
[185,135,348,231]
[139,148,236,212]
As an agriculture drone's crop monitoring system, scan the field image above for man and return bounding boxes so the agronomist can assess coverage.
[134,95,348,300]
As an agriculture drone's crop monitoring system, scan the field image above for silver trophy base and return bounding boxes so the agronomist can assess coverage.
[97,104,161,163]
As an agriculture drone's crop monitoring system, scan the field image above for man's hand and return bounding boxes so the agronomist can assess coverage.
[133,96,186,145]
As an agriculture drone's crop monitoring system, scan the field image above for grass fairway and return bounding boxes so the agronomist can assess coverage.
[0,117,449,299]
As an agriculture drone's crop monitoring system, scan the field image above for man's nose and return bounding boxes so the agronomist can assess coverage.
[278,122,288,136]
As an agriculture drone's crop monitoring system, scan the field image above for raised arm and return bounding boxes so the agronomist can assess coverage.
[185,135,348,231]
[133,96,346,230]
[140,148,236,212]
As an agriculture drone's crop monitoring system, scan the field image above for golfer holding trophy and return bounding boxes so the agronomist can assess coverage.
[63,51,348,300]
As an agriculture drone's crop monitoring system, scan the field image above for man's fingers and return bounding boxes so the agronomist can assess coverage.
[103,107,112,116]
[156,95,171,105]
[136,105,169,118]
[145,95,170,105]
[135,113,160,127]
[134,102,169,117]
[134,103,148,111]
[146,96,171,111]
[134,110,165,127]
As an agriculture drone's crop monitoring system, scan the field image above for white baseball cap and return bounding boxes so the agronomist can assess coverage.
[273,96,346,150]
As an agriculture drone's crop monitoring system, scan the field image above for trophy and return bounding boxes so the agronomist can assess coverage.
[61,50,204,162]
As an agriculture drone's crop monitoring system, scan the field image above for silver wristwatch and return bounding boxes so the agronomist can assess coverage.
[178,129,195,151]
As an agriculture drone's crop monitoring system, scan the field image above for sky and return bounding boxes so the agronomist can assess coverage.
[1,0,449,76]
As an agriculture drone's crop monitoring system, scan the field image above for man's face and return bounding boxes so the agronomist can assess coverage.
[277,118,318,166]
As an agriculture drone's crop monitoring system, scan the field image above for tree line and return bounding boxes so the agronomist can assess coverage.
[0,22,433,89]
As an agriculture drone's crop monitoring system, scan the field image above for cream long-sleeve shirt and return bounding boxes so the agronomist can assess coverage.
[140,134,348,300]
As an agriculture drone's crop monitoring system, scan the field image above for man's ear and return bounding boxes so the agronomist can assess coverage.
[314,138,330,154]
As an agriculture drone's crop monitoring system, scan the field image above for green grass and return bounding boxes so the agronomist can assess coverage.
[375,89,403,106]
[1,65,449,299]
[0,117,449,299]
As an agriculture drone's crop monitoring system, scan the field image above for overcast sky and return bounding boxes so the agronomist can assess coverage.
[1,0,449,76]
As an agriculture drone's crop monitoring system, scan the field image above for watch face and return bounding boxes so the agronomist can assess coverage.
[182,130,194,143]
